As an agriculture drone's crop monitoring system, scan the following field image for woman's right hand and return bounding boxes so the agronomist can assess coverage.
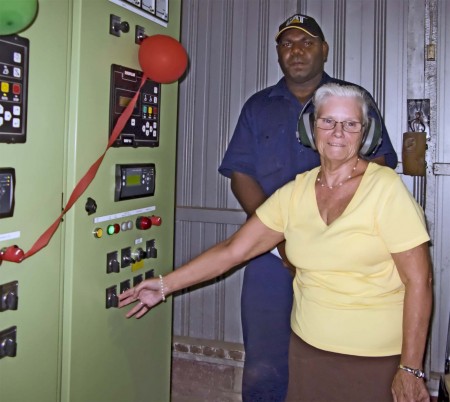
[118,278,164,319]
[391,369,430,402]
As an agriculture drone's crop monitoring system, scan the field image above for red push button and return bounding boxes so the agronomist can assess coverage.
[12,84,21,95]
[136,216,152,230]
[150,215,162,226]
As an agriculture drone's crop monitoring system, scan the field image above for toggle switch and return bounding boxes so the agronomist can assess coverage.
[0,281,18,311]
[133,274,143,287]
[110,14,130,37]
[145,239,157,259]
[106,286,119,309]
[0,281,18,312]
[0,326,17,359]
[135,25,146,44]
[121,247,134,268]
[132,247,145,263]
[145,269,155,279]
[120,279,130,294]
[106,251,120,274]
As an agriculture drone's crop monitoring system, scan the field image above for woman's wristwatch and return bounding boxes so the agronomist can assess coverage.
[398,364,426,379]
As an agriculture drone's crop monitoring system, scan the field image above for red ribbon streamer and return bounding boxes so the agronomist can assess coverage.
[0,75,148,263]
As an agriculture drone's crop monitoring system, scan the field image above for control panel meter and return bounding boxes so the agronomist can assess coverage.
[109,64,161,148]
[0,168,15,218]
[115,164,155,201]
[109,0,169,26]
[0,36,29,144]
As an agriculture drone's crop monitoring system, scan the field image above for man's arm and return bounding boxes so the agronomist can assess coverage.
[230,171,267,217]
[231,171,294,272]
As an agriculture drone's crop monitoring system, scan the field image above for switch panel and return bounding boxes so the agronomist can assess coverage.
[145,269,154,279]
[133,274,143,287]
[0,326,17,359]
[121,246,133,268]
[145,239,157,258]
[0,281,18,311]
[105,286,118,309]
[120,279,130,294]
[132,247,145,263]
[106,251,120,274]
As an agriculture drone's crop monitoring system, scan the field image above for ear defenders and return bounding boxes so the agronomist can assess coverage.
[297,96,383,156]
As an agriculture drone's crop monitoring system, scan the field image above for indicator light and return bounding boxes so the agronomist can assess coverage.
[107,225,116,235]
[93,228,103,238]
[114,223,120,234]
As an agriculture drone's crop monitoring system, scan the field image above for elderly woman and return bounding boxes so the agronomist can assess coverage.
[119,83,432,402]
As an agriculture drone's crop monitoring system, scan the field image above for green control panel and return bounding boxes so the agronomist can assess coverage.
[0,1,181,401]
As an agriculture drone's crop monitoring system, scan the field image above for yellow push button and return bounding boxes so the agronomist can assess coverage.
[93,228,103,238]
[1,82,9,93]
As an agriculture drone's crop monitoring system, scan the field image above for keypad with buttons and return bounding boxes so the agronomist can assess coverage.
[0,36,28,143]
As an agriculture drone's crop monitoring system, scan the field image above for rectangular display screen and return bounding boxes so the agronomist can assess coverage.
[126,174,140,186]
[119,96,132,108]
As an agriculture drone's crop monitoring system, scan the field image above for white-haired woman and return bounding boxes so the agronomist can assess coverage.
[119,83,432,402]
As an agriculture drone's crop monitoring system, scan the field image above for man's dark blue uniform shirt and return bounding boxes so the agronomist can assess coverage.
[219,72,398,196]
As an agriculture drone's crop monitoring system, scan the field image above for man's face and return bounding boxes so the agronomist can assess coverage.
[276,29,329,85]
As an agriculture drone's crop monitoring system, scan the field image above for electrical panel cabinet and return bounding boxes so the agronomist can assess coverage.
[0,1,181,401]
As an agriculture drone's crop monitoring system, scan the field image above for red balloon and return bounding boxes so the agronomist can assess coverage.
[138,35,188,84]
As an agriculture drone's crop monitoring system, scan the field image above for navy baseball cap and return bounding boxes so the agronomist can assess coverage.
[275,14,325,42]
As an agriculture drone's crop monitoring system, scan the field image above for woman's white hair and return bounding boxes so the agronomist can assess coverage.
[313,83,370,128]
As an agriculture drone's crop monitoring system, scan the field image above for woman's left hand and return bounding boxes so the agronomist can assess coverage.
[391,370,430,402]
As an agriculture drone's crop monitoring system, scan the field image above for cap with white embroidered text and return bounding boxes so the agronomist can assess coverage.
[275,14,325,42]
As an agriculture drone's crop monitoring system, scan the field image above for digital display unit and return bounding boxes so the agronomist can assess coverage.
[109,64,161,148]
[115,164,155,201]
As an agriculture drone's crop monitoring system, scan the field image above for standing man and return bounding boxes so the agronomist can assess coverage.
[219,14,398,402]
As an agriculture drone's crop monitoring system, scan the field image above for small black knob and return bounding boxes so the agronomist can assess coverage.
[0,338,17,358]
[3,292,18,310]
[85,197,97,215]
[108,259,120,274]
[133,247,145,262]
[118,21,130,33]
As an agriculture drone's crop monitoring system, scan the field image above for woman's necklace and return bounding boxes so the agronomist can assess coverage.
[317,158,360,190]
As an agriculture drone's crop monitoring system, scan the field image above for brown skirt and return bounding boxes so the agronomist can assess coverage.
[285,332,400,402]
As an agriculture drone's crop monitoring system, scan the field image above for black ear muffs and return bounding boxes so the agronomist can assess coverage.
[297,111,316,150]
[359,116,382,155]
[296,97,383,156]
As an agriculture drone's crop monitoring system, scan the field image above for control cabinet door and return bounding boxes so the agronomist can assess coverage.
[0,0,70,401]
[61,1,181,402]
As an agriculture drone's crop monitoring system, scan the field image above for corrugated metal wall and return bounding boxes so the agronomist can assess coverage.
[174,0,450,394]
